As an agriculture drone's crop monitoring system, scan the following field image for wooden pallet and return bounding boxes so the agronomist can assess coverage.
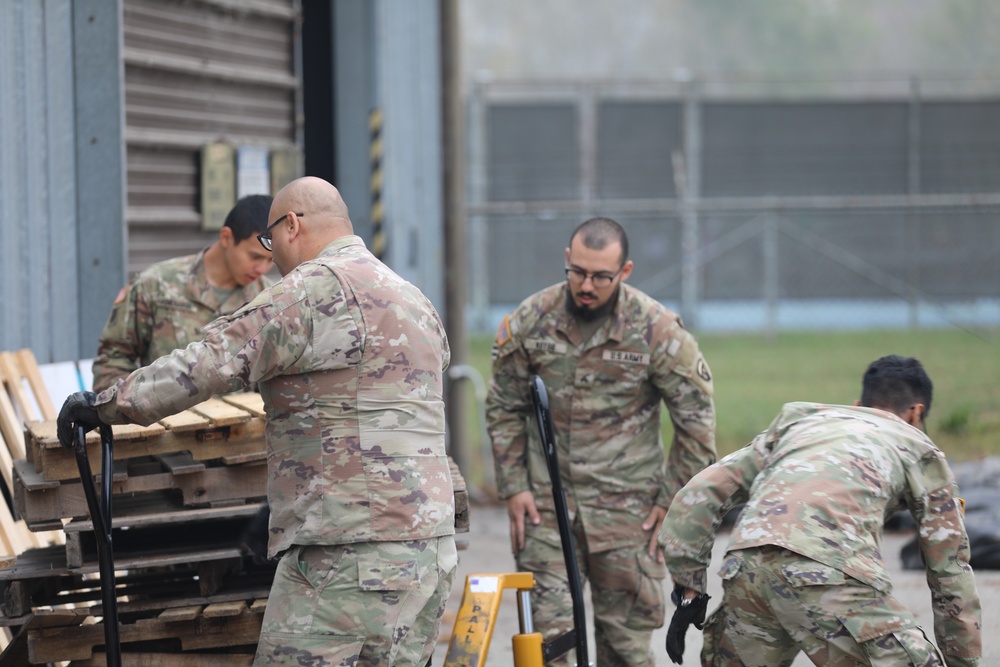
[14,456,266,530]
[0,539,275,621]
[0,350,67,589]
[25,597,266,663]
[27,393,267,482]
[62,500,261,569]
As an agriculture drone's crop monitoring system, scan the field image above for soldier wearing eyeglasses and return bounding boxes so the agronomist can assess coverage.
[486,217,717,667]
[59,177,457,667]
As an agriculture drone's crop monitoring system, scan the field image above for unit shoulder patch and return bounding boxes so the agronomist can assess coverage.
[113,285,130,305]
[495,315,513,347]
[697,357,712,382]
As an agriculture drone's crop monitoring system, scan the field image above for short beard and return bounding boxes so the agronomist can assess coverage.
[565,287,617,322]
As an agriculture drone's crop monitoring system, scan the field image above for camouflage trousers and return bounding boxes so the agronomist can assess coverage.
[701,546,945,667]
[254,535,458,667]
[517,514,666,667]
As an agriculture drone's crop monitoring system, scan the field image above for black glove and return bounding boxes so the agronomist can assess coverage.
[239,503,275,565]
[56,391,104,449]
[665,585,711,664]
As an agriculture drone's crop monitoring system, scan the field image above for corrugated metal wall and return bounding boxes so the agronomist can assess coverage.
[122,0,301,275]
[0,1,83,361]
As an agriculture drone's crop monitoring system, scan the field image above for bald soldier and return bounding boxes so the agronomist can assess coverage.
[92,194,274,392]
[487,217,717,667]
[58,177,457,667]
[659,355,981,667]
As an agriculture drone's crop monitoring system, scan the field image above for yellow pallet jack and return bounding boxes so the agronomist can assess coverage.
[443,376,589,667]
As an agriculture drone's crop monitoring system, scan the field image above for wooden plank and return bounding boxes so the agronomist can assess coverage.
[16,463,266,528]
[29,605,265,663]
[0,384,25,480]
[71,653,255,666]
[0,352,39,424]
[64,502,260,533]
[220,451,266,465]
[219,392,266,418]
[13,459,60,492]
[14,349,56,420]
[0,555,15,569]
[29,419,166,451]
[202,600,247,618]
[31,418,266,481]
[189,397,253,427]
[78,546,244,574]
[249,598,267,613]
[159,410,212,433]
[154,452,205,475]
[158,605,202,622]
[0,623,28,667]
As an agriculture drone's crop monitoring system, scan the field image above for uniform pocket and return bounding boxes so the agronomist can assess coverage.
[624,550,667,630]
[837,595,914,643]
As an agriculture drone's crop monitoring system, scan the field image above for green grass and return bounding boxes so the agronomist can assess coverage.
[462,328,1000,471]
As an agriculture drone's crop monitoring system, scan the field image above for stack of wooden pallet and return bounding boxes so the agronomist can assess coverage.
[0,350,272,665]
[0,350,471,665]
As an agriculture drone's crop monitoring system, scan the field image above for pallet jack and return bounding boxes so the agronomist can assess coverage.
[73,423,122,667]
[443,376,589,667]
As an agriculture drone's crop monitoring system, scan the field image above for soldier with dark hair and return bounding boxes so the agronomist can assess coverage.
[660,355,982,667]
[92,194,274,392]
[59,177,456,666]
[487,217,717,667]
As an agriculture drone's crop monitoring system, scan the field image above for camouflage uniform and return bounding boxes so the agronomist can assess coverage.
[487,281,716,667]
[92,249,270,392]
[94,236,457,667]
[659,402,982,667]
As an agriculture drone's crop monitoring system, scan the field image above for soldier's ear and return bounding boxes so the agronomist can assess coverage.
[218,226,235,248]
[286,212,303,241]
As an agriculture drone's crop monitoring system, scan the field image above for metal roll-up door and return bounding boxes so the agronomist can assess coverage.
[123,0,301,275]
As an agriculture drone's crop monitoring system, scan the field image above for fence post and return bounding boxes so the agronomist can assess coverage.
[679,77,701,328]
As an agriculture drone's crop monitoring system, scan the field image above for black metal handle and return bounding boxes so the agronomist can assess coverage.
[530,376,588,667]
[73,423,121,666]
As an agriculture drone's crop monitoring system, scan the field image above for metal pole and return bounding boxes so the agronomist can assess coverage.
[679,78,701,328]
[440,0,471,480]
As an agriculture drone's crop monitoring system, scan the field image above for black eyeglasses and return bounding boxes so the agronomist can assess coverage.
[564,265,622,289]
[257,213,303,251]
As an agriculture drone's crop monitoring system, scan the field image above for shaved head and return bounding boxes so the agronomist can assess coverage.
[273,176,352,227]
[267,177,356,274]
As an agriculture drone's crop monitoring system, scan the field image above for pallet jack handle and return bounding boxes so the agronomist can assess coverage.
[530,376,589,667]
[73,423,122,667]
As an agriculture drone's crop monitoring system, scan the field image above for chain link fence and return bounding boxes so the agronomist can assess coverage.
[466,77,1000,336]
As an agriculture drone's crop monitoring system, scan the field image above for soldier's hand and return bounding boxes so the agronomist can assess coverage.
[642,504,668,562]
[57,391,104,449]
[506,491,540,554]
[665,585,710,664]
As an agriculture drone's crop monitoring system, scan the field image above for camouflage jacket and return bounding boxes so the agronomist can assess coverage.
[95,236,456,556]
[659,402,982,665]
[92,249,270,392]
[487,281,716,552]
